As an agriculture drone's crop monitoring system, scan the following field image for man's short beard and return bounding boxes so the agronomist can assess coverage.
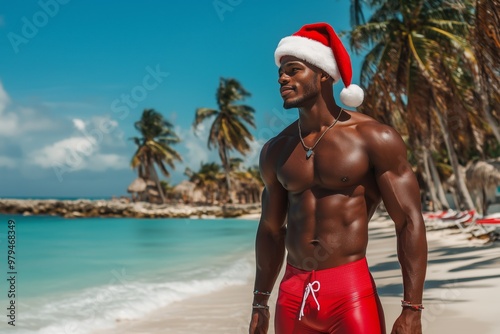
[282,73,319,109]
[283,96,305,109]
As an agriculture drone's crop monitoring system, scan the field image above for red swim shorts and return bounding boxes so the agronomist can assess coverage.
[275,258,385,334]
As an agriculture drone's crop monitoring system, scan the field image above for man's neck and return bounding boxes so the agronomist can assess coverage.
[298,94,341,132]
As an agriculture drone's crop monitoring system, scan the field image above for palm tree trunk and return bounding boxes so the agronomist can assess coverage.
[427,151,451,210]
[221,146,235,204]
[149,162,166,204]
[479,87,500,143]
[481,187,488,216]
[450,189,459,210]
[475,0,500,143]
[474,59,500,143]
[422,147,441,211]
[433,107,475,210]
[224,165,232,203]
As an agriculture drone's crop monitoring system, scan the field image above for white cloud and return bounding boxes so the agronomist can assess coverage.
[25,113,127,174]
[19,107,58,132]
[0,83,17,136]
[0,81,129,182]
[32,137,95,170]
[177,124,212,170]
[0,82,58,136]
[0,111,18,137]
[32,136,128,172]
[244,138,266,167]
[73,118,86,132]
[175,122,264,172]
[0,156,16,169]
[72,116,124,148]
[88,154,128,171]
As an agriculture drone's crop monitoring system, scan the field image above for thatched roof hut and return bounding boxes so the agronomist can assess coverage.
[466,159,500,213]
[173,180,196,193]
[173,180,204,203]
[127,178,147,193]
[465,159,500,190]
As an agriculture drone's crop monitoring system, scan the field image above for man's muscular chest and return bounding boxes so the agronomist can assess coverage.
[276,132,371,193]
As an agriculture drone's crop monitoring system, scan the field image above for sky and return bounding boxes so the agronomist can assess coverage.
[0,0,366,198]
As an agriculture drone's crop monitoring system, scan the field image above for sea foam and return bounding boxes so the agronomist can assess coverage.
[12,257,253,334]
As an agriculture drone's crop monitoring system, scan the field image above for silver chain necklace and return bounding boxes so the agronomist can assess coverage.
[298,108,344,159]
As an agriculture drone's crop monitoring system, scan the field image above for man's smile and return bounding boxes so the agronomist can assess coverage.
[280,86,295,97]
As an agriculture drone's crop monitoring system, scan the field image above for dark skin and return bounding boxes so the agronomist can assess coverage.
[249,56,427,334]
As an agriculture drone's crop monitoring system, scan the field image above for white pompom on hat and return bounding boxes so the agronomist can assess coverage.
[275,22,364,108]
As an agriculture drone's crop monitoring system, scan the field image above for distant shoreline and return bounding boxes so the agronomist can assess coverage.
[0,198,261,219]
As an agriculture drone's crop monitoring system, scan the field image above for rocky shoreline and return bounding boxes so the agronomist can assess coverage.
[0,199,261,219]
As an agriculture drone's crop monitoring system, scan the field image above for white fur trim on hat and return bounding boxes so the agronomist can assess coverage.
[274,35,341,82]
[340,84,364,108]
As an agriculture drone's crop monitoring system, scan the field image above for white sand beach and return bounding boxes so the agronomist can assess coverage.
[95,215,500,334]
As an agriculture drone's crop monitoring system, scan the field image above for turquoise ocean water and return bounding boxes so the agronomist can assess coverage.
[0,214,257,334]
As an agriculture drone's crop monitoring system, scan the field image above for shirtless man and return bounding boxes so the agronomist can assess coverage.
[249,23,427,334]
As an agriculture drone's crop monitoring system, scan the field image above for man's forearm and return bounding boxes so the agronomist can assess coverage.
[397,216,428,303]
[252,223,286,305]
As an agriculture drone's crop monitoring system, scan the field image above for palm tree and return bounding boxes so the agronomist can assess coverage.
[185,162,224,204]
[130,109,182,203]
[232,163,264,204]
[347,0,489,210]
[193,78,256,202]
[470,0,500,143]
[160,180,176,203]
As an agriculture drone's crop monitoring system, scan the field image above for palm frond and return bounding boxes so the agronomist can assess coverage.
[349,21,391,53]
[193,108,219,129]
[350,0,367,26]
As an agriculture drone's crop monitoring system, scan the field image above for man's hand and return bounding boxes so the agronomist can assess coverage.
[391,308,422,334]
[249,308,270,334]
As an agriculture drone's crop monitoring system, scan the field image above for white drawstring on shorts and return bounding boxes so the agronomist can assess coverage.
[299,280,321,320]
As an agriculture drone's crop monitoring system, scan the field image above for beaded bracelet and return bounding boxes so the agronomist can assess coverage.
[253,290,271,296]
[401,300,424,311]
[252,303,269,310]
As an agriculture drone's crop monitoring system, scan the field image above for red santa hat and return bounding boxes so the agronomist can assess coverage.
[274,22,364,108]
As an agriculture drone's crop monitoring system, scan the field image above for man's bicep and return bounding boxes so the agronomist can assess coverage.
[258,139,288,230]
[376,168,422,228]
[370,127,422,228]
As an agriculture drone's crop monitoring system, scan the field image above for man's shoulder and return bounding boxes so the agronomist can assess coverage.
[262,121,297,153]
[259,122,297,181]
[346,111,406,163]
[348,111,402,144]
[348,110,384,129]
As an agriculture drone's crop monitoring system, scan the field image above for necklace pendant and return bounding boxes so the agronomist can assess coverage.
[306,149,314,159]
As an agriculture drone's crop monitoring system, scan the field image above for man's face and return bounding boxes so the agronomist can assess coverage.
[278,56,321,109]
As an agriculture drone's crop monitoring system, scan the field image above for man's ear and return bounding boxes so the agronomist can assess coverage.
[320,72,330,82]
